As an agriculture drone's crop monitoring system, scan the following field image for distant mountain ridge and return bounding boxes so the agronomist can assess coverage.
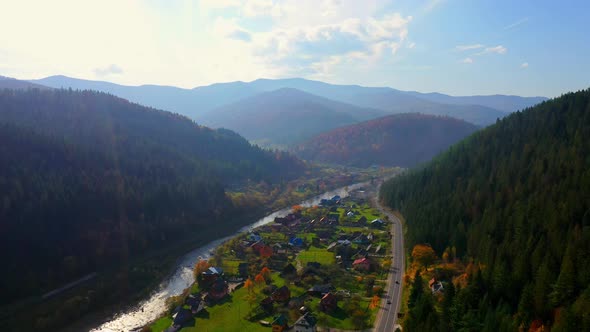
[0,75,50,90]
[294,113,478,167]
[29,75,547,129]
[198,88,388,146]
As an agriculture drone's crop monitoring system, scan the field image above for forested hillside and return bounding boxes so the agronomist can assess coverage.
[0,88,304,307]
[381,89,590,331]
[294,113,478,167]
[198,88,386,146]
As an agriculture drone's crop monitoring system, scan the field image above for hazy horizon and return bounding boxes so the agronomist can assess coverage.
[1,0,589,98]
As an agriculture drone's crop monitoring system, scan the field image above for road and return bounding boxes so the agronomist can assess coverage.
[373,189,405,332]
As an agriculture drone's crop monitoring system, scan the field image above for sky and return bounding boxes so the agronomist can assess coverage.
[0,0,588,97]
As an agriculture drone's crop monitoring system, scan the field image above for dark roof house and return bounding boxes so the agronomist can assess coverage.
[272,285,291,303]
[319,292,338,312]
[294,313,318,332]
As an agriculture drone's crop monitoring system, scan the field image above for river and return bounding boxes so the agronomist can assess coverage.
[91,182,367,332]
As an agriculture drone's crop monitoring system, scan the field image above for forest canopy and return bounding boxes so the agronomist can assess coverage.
[381,89,590,330]
[0,88,305,305]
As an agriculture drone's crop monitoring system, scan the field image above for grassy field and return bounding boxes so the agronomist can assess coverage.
[297,246,335,265]
[151,285,270,332]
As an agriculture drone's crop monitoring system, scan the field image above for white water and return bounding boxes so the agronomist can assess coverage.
[91,182,366,332]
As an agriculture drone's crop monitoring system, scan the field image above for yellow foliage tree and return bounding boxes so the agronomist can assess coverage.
[411,244,437,269]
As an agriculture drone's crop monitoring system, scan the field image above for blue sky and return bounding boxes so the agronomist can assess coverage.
[0,0,588,97]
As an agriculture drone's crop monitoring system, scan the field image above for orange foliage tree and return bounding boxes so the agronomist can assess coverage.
[193,259,210,279]
[411,244,438,269]
[255,273,265,285]
[369,295,380,310]
[244,278,254,293]
[261,267,271,281]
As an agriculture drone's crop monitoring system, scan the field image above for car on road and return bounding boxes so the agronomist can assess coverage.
[387,300,392,304]
[395,281,399,284]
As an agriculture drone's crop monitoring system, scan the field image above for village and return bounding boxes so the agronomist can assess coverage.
[148,189,395,332]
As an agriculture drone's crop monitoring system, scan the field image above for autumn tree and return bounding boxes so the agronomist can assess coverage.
[244,278,254,292]
[260,267,271,281]
[193,259,210,279]
[255,273,265,286]
[411,244,437,269]
[369,295,380,310]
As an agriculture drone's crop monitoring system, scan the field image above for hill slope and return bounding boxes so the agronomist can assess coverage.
[0,89,304,310]
[294,113,478,167]
[381,89,590,330]
[198,88,388,146]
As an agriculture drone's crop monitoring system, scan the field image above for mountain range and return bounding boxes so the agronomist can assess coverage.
[27,75,547,144]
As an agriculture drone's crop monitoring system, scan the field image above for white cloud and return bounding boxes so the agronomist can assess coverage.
[243,0,277,17]
[407,42,416,49]
[248,11,412,77]
[461,57,473,64]
[476,45,507,55]
[0,0,412,87]
[213,17,252,41]
[521,62,529,68]
[456,44,484,51]
[504,17,529,30]
[94,64,123,77]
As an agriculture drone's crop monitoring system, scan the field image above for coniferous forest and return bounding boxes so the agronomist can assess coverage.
[0,89,304,310]
[381,89,590,331]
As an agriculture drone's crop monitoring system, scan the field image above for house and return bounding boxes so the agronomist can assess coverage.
[206,278,228,302]
[293,313,318,332]
[370,219,384,227]
[261,296,274,313]
[272,314,289,332]
[353,234,369,244]
[281,263,297,276]
[185,294,204,314]
[336,239,351,246]
[289,237,304,247]
[352,257,371,271]
[172,308,193,327]
[374,244,382,253]
[248,232,262,242]
[201,266,223,286]
[326,242,338,251]
[307,284,333,297]
[429,278,444,294]
[357,216,367,224]
[272,285,291,303]
[320,292,338,312]
[346,211,355,217]
[331,195,341,202]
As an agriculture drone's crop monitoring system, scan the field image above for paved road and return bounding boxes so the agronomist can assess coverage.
[373,192,404,332]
